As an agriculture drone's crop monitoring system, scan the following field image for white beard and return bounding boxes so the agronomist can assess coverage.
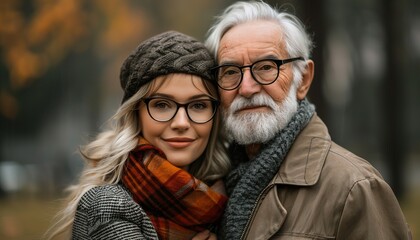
[222,86,298,144]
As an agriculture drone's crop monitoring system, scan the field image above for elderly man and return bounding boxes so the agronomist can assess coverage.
[205,1,411,239]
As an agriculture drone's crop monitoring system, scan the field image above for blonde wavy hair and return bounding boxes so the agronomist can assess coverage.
[45,77,230,239]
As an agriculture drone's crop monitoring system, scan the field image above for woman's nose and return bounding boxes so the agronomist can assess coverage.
[170,107,191,130]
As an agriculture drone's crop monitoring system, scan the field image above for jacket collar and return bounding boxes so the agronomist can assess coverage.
[272,114,331,186]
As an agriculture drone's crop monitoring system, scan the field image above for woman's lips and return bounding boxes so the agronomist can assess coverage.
[163,138,194,148]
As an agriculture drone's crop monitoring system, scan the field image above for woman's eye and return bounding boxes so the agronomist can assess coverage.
[190,101,210,110]
[155,103,168,109]
[151,100,172,109]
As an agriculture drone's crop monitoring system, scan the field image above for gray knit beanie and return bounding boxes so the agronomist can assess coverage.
[120,31,216,103]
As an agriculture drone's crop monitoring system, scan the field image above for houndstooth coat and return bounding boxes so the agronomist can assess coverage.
[72,184,159,240]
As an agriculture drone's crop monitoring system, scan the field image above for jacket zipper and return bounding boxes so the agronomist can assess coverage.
[239,184,274,240]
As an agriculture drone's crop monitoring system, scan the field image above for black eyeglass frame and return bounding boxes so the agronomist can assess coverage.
[211,57,305,91]
[142,97,220,124]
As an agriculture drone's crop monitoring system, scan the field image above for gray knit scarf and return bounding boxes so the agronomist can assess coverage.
[221,98,315,240]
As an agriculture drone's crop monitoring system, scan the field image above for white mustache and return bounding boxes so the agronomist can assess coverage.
[229,94,278,113]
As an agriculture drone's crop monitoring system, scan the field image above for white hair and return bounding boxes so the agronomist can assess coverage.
[205,0,313,86]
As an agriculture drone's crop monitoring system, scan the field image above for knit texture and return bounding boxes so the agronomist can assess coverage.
[120,31,215,102]
[221,98,315,239]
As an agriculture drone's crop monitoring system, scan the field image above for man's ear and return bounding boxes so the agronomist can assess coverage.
[297,60,314,100]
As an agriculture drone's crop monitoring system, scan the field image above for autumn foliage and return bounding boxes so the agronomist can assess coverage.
[0,0,149,119]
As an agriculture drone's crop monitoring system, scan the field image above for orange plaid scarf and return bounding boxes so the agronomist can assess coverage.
[122,138,227,240]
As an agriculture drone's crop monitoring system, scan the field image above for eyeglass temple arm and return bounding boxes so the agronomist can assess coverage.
[281,57,305,64]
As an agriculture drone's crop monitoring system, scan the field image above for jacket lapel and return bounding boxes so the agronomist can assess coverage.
[275,115,331,186]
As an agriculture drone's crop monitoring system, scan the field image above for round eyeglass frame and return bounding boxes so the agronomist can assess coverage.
[211,57,304,91]
[142,97,219,124]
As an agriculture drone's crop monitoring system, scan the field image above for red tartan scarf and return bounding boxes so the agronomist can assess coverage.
[121,138,228,240]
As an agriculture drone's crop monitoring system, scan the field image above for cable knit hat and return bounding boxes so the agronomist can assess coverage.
[120,31,216,103]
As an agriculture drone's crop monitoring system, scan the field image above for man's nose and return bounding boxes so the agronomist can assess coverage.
[238,69,262,98]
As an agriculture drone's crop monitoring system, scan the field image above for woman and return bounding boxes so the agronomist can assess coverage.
[46,31,230,240]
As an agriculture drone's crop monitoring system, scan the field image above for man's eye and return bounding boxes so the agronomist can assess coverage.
[255,64,276,71]
[221,67,240,76]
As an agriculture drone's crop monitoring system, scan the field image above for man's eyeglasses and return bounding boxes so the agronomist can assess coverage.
[142,97,219,124]
[211,57,304,90]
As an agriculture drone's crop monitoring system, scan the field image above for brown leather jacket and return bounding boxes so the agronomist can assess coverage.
[243,115,411,240]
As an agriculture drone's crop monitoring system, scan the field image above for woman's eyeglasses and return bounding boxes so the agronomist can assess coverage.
[142,97,219,124]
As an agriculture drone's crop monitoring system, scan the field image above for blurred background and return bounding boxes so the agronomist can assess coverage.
[0,0,419,239]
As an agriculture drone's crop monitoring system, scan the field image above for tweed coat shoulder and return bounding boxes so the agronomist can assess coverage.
[72,184,159,240]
